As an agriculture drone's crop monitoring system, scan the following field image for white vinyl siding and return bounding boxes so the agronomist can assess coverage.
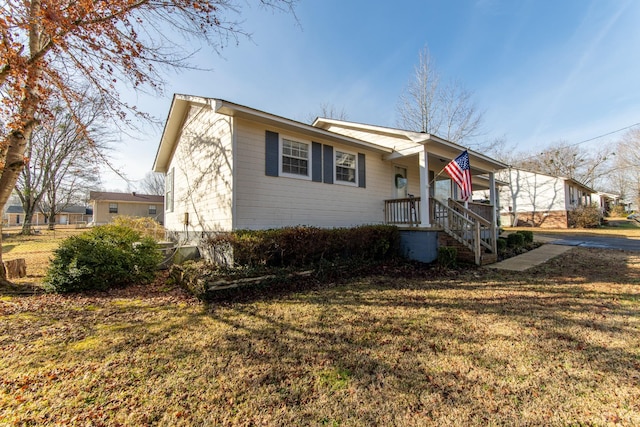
[234,119,389,229]
[163,106,234,232]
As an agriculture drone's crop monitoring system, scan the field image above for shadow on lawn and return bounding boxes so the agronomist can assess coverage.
[2,248,638,425]
[195,247,640,423]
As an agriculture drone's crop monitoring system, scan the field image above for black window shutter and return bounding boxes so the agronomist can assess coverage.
[312,142,322,182]
[265,130,279,177]
[323,144,333,184]
[358,153,366,188]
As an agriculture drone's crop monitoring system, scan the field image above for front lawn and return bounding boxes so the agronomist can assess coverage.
[506,217,640,239]
[1,246,639,425]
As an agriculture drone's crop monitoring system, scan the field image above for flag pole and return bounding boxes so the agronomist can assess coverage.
[428,166,446,187]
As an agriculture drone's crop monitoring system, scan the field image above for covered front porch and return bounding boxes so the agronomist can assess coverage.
[313,116,507,265]
[381,144,505,265]
[385,196,498,265]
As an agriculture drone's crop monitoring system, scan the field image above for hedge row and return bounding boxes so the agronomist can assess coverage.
[203,225,401,268]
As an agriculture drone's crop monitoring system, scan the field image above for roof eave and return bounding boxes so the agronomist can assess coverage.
[314,117,507,172]
[215,100,392,154]
[153,94,212,173]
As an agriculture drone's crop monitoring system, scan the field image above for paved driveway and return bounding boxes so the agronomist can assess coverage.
[538,234,640,252]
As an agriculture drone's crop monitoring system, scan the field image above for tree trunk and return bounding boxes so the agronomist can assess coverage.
[0,128,36,284]
[48,211,56,230]
[20,202,38,235]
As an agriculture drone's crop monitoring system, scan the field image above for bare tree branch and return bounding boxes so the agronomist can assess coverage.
[396,45,484,146]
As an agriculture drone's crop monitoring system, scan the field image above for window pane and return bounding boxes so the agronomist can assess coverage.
[282,139,309,176]
[335,151,356,183]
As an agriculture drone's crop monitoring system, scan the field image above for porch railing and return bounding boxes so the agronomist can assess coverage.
[431,198,497,265]
[384,196,420,226]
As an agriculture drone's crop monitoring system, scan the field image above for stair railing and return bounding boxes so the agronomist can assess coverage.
[431,198,497,265]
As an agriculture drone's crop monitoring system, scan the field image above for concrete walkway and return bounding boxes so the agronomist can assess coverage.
[486,243,573,271]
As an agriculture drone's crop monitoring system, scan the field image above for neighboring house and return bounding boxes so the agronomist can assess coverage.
[497,168,596,228]
[89,191,164,225]
[594,192,622,215]
[153,95,507,265]
[4,205,93,227]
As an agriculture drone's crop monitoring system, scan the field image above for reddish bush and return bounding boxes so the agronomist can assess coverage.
[204,225,400,268]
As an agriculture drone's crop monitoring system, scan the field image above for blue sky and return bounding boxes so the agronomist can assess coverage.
[105,0,640,191]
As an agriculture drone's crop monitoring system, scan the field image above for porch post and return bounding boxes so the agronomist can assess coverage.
[419,146,431,227]
[489,171,498,253]
[489,172,497,224]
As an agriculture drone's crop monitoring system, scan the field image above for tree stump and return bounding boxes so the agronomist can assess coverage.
[4,258,27,279]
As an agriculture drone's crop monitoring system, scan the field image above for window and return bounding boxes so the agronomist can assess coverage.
[265,131,364,187]
[109,203,118,214]
[166,168,174,212]
[281,138,309,177]
[149,205,157,215]
[335,150,356,184]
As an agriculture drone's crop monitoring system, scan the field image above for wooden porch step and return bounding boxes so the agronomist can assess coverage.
[438,232,498,266]
[480,253,498,266]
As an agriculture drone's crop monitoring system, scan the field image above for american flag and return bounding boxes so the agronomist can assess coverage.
[444,150,472,201]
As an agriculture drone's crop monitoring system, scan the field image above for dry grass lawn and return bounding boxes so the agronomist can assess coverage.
[506,216,640,239]
[0,228,639,425]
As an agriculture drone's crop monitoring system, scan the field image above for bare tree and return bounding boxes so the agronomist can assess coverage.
[613,128,640,207]
[14,131,47,233]
[0,0,297,283]
[307,102,349,123]
[14,96,108,233]
[40,156,100,230]
[515,141,615,188]
[139,172,165,196]
[397,45,484,145]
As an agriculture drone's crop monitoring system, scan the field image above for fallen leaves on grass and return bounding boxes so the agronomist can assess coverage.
[1,249,639,426]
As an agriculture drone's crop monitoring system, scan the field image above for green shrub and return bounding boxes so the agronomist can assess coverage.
[516,230,534,244]
[204,225,400,268]
[497,237,507,251]
[44,225,161,293]
[568,204,602,228]
[507,233,525,247]
[437,247,457,268]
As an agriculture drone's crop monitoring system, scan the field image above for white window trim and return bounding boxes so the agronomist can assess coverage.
[165,168,174,213]
[279,135,312,181]
[334,149,358,187]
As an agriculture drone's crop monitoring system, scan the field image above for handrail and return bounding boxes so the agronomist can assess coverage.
[448,199,491,226]
[432,198,497,265]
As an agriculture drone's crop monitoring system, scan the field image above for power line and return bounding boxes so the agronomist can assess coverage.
[565,121,640,148]
[516,121,640,163]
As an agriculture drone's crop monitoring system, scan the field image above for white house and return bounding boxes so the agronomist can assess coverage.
[153,95,508,264]
[497,168,595,228]
[593,191,622,215]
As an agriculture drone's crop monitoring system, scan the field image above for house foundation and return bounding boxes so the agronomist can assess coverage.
[398,228,439,264]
